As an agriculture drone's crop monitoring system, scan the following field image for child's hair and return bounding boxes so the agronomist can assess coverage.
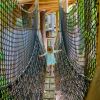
[47,46,53,53]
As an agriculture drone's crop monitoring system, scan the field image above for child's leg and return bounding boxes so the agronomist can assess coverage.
[47,65,51,75]
[51,65,55,76]
[50,65,52,75]
[47,65,49,72]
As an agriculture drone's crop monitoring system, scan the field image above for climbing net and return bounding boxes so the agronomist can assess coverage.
[60,0,97,80]
[0,0,46,99]
[54,0,97,100]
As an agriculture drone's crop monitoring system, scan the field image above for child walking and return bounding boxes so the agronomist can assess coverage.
[39,46,61,76]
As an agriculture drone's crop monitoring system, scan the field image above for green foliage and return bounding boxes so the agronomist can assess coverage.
[0,0,17,13]
[67,0,97,80]
[0,52,4,61]
[87,58,96,79]
[0,76,13,100]
[0,75,8,87]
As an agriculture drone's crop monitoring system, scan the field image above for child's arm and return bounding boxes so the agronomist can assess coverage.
[54,50,62,53]
[39,52,47,58]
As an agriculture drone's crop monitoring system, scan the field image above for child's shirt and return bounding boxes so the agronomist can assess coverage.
[42,50,60,65]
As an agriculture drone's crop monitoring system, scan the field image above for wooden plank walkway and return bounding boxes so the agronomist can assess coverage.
[43,72,56,100]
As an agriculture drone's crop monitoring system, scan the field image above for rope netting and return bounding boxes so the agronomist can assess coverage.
[60,0,97,80]
[54,0,97,100]
[55,38,88,100]
[0,0,46,99]
[0,0,98,99]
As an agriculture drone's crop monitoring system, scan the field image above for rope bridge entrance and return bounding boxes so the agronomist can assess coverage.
[0,0,46,99]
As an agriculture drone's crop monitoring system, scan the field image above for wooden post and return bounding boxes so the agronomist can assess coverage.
[40,11,46,37]
[40,11,47,50]
[56,11,59,33]
[86,1,100,100]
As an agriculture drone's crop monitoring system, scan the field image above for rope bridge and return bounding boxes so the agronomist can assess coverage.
[0,0,98,100]
[0,0,46,99]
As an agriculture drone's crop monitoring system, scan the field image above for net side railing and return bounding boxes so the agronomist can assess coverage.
[53,0,97,100]
[0,0,46,99]
[55,34,89,100]
[60,0,97,81]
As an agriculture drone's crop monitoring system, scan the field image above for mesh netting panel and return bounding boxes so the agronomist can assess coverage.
[54,0,97,100]
[0,0,46,99]
[55,38,89,100]
[60,0,97,80]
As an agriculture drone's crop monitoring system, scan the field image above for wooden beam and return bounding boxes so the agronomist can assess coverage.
[40,7,58,10]
[18,0,75,5]
[18,0,75,6]
[18,0,75,13]
[40,4,59,7]
[68,0,76,4]
[46,9,58,14]
[27,4,58,12]
[18,1,58,4]
[39,1,58,4]
[40,6,58,10]
[41,9,58,12]
[86,1,100,100]
[18,0,34,4]
[40,0,57,2]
